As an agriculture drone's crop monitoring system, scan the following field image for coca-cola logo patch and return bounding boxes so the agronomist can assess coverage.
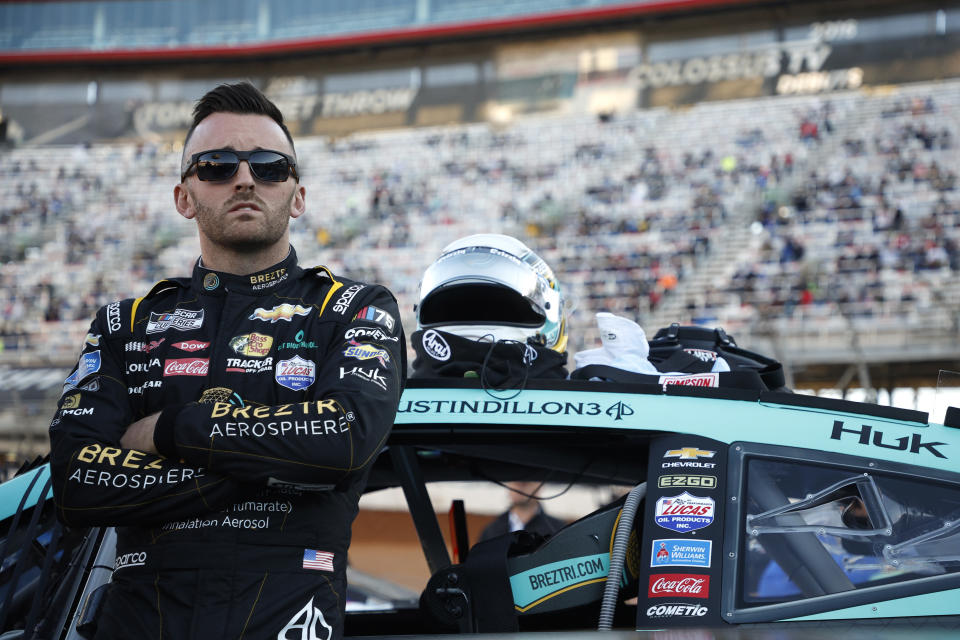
[163,358,209,377]
[648,574,709,599]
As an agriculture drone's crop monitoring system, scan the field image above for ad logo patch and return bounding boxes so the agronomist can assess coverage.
[250,304,311,323]
[652,539,712,568]
[422,329,451,361]
[172,340,210,353]
[64,350,101,389]
[146,309,205,334]
[163,358,209,377]
[655,492,715,532]
[229,333,273,357]
[648,574,709,599]
[353,305,395,333]
[343,340,390,367]
[276,356,316,390]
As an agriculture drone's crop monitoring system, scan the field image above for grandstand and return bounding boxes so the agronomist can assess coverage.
[3,0,960,458]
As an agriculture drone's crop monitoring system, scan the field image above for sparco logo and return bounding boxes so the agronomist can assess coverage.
[422,330,451,361]
[648,574,709,598]
[106,301,122,333]
[115,551,147,570]
[605,401,634,421]
[646,603,708,618]
[278,596,332,640]
[332,284,365,314]
[163,358,209,377]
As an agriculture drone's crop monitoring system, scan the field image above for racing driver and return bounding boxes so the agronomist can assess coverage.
[48,82,406,639]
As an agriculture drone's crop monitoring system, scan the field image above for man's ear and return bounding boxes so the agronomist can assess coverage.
[289,184,306,220]
[174,183,195,220]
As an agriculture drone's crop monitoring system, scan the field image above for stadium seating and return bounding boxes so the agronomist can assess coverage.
[2,80,960,364]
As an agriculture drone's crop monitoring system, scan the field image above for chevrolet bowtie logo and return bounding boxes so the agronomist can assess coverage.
[664,447,715,460]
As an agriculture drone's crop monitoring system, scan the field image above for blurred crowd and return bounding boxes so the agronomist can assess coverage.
[2,80,960,361]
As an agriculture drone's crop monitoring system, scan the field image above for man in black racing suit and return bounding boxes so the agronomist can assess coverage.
[48,82,406,640]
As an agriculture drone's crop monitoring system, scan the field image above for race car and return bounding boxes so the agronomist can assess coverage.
[2,377,960,638]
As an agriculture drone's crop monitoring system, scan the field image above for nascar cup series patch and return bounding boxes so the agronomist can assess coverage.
[654,492,715,533]
[275,355,316,391]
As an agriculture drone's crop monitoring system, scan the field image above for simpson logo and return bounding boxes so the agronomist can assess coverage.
[646,603,708,618]
[648,574,709,598]
[332,283,366,314]
[343,327,398,343]
[276,356,316,390]
[422,329,451,361]
[658,373,719,388]
[173,340,210,353]
[64,351,101,389]
[229,333,273,357]
[163,358,209,377]
[249,304,311,323]
[652,539,712,568]
[115,551,147,571]
[658,475,716,489]
[353,305,395,333]
[343,340,390,367]
[106,301,121,333]
[655,492,715,533]
[278,596,332,640]
[664,448,715,460]
[146,308,205,334]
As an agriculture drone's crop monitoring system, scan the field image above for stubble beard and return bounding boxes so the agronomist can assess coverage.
[191,189,294,253]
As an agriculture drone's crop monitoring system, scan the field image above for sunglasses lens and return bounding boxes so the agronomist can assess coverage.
[196,151,240,181]
[249,151,290,182]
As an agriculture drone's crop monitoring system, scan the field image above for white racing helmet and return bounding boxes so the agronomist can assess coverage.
[416,234,568,353]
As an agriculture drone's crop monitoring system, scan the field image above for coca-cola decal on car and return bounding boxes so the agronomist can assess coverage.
[275,355,316,391]
[163,358,209,377]
[648,574,709,599]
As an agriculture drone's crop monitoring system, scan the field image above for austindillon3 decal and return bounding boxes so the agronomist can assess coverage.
[397,398,636,419]
[509,553,609,612]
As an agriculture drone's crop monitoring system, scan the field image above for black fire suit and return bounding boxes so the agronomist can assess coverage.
[48,247,406,639]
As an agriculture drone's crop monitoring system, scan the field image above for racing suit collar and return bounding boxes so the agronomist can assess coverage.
[192,246,303,296]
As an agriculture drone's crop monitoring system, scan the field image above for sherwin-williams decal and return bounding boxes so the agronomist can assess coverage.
[655,492,715,533]
[276,356,317,390]
[509,553,609,612]
[250,304,311,323]
[651,539,712,568]
[146,309,205,334]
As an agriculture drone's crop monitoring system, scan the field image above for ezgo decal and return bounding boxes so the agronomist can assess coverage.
[509,553,609,612]
[276,356,317,390]
[654,492,714,533]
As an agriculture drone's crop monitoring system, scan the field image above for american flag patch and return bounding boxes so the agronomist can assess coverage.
[302,549,334,572]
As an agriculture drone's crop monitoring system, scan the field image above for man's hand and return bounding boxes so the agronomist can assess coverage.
[120,412,161,453]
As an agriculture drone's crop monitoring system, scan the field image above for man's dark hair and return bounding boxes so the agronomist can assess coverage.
[183,81,295,156]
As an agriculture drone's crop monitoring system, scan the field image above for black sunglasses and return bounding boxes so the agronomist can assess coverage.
[181,149,299,183]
